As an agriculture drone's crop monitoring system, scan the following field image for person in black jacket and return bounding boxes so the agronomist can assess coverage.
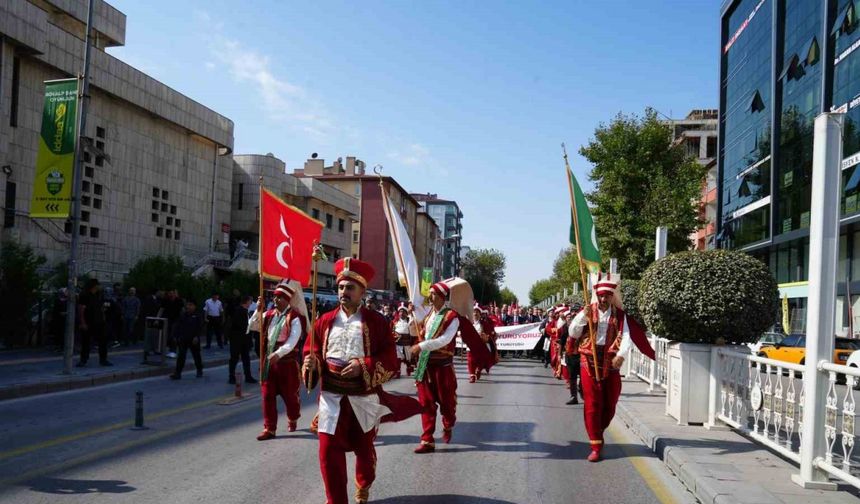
[169,300,204,379]
[228,296,257,384]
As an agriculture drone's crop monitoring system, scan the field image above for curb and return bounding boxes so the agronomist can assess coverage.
[0,357,231,402]
[615,399,743,504]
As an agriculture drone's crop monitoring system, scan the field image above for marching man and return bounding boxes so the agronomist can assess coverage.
[569,273,653,462]
[392,302,418,378]
[467,304,496,382]
[249,279,307,440]
[302,258,421,504]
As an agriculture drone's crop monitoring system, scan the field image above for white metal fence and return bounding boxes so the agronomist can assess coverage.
[628,335,669,391]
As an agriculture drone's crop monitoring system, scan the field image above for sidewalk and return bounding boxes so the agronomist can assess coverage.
[616,377,860,504]
[0,343,238,401]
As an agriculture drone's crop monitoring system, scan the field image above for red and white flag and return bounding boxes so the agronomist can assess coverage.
[260,188,323,286]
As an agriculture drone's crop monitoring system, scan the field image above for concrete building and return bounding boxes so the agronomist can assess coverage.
[295,156,437,296]
[411,193,464,279]
[717,0,860,334]
[231,154,358,289]
[665,109,719,250]
[0,0,234,280]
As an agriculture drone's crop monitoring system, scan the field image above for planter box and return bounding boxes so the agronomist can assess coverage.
[666,342,712,425]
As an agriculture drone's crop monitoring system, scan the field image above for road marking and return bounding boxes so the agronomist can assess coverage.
[605,422,684,504]
[0,400,258,489]
[0,393,241,462]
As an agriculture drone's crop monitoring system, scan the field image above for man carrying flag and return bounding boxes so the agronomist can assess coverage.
[249,279,307,440]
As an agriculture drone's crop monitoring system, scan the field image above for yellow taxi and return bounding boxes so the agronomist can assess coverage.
[758,334,860,365]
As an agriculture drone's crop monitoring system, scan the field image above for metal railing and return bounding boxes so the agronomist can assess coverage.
[628,335,669,391]
[814,361,860,488]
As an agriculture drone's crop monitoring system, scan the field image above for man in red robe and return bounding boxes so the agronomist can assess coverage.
[302,258,421,504]
[249,279,307,440]
[467,304,496,382]
[569,273,654,462]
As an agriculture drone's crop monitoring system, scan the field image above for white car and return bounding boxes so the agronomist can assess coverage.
[846,350,860,389]
[747,332,785,355]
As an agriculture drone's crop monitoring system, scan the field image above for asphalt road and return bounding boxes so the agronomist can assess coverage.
[0,358,695,504]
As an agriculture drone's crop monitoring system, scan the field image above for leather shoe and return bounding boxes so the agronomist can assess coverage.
[256,430,276,441]
[468,375,476,383]
[566,397,579,405]
[245,377,258,384]
[414,443,435,454]
[442,429,452,444]
[288,421,297,432]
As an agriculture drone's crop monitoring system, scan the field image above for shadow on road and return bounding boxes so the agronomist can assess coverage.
[374,495,517,503]
[27,477,136,494]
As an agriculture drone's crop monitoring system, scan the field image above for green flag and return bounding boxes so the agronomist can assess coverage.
[566,166,602,273]
[30,79,79,218]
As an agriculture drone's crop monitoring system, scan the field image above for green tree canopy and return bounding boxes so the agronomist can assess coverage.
[528,277,561,306]
[579,108,707,279]
[499,287,518,306]
[462,248,506,305]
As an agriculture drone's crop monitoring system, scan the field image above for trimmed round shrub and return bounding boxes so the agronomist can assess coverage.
[639,250,778,344]
[620,279,646,332]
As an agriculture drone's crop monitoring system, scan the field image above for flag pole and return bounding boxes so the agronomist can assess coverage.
[258,177,265,376]
[308,241,323,392]
[563,143,600,380]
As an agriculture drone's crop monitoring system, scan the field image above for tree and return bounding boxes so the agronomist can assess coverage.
[579,108,708,279]
[499,287,518,306]
[0,240,46,347]
[528,277,561,305]
[462,248,506,305]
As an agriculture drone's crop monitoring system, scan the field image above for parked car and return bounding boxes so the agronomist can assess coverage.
[746,332,785,354]
[759,334,860,366]
[844,350,860,389]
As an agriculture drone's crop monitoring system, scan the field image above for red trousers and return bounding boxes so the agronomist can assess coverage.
[466,352,480,378]
[580,356,622,450]
[416,364,458,444]
[319,397,377,504]
[261,358,301,432]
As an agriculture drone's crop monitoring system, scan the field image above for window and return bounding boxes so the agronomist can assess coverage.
[162,191,168,200]
[82,195,90,206]
[338,218,345,232]
[156,227,163,237]
[237,183,244,210]
[352,230,359,243]
[354,184,360,197]
[748,90,766,113]
[10,56,20,127]
[706,137,717,158]
[95,140,104,151]
[153,188,160,198]
[89,227,99,238]
[96,127,105,139]
[326,213,333,229]
[4,181,15,228]
[94,184,103,196]
[165,229,172,239]
[152,200,159,210]
[175,219,181,228]
[166,216,173,225]
[64,221,72,234]
[95,157,103,167]
[84,152,92,163]
[81,210,89,222]
[312,208,320,220]
[151,213,158,223]
[93,198,102,209]
[170,205,177,215]
[82,181,90,193]
[79,225,87,236]
[161,203,168,212]
[174,231,181,241]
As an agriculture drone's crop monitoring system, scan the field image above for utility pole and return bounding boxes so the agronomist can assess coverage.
[63,0,94,374]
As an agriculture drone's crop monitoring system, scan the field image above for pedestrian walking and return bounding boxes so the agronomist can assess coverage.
[162,289,184,358]
[169,299,205,379]
[227,295,257,385]
[203,292,224,349]
[121,287,141,345]
[77,278,111,367]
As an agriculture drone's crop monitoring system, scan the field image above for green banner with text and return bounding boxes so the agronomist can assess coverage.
[421,268,433,297]
[30,78,78,218]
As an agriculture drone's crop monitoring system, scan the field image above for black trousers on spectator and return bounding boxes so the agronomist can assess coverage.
[566,354,581,397]
[249,331,260,356]
[228,335,253,380]
[79,326,107,364]
[206,316,223,348]
[175,337,203,376]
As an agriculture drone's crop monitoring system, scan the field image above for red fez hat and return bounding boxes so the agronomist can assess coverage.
[430,281,451,299]
[273,280,296,298]
[335,257,374,288]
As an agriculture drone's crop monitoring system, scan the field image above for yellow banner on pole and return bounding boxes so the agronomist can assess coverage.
[30,78,78,219]
[782,294,790,334]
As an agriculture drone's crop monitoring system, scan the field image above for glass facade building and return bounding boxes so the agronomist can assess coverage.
[719,0,860,334]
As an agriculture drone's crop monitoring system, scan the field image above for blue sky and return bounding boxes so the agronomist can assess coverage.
[109,0,720,303]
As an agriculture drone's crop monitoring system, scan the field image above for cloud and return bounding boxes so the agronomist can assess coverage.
[387,143,430,166]
[204,62,216,71]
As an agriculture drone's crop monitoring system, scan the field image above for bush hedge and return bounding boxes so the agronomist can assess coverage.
[620,279,646,331]
[639,250,778,344]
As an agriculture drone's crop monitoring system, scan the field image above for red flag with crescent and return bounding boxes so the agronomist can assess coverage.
[260,188,323,286]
